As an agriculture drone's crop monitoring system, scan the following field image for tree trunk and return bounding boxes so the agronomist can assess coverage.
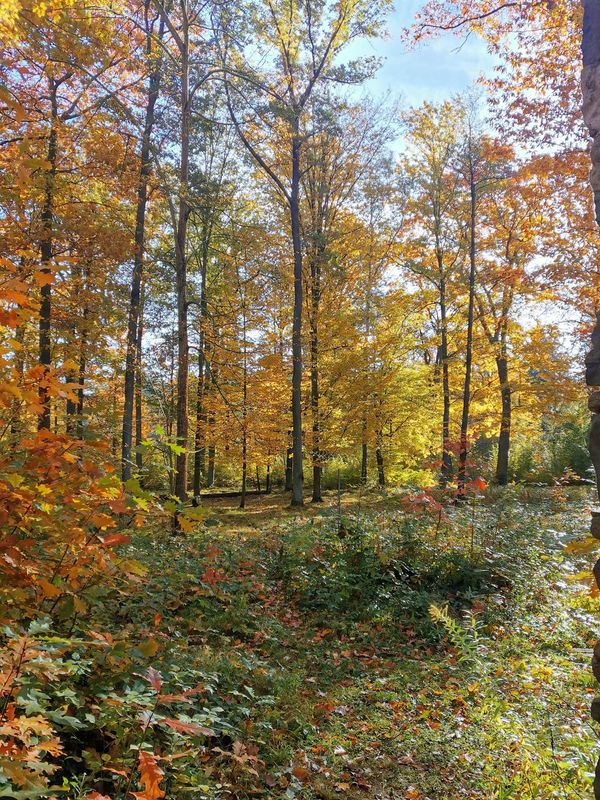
[122,12,163,480]
[266,463,271,494]
[581,6,600,796]
[289,128,304,506]
[193,239,209,505]
[310,253,322,502]
[74,265,90,440]
[439,277,452,485]
[135,282,145,470]
[495,334,511,485]
[457,164,477,494]
[240,434,247,508]
[361,420,368,484]
[375,431,385,487]
[174,15,190,504]
[38,77,59,431]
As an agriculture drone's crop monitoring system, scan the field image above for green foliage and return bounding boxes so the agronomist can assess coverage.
[510,416,592,484]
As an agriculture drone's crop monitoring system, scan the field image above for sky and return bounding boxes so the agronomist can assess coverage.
[348,1,497,108]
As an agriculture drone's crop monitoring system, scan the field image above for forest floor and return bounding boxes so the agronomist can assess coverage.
[77,486,600,799]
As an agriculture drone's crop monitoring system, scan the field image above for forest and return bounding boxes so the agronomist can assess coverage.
[2,0,600,798]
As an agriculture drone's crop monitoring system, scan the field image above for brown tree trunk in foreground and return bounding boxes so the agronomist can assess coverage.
[581,5,600,796]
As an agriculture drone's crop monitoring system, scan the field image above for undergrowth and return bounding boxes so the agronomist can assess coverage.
[1,487,598,799]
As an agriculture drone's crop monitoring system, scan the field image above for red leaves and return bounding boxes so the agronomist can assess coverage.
[158,717,215,736]
[467,475,487,492]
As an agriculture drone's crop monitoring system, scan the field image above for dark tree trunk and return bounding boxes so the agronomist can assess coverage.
[290,129,304,506]
[266,463,271,494]
[495,344,511,485]
[310,256,322,502]
[582,6,600,796]
[174,17,191,504]
[135,282,145,470]
[122,11,163,480]
[240,435,247,508]
[38,77,59,431]
[457,165,477,494]
[361,421,368,484]
[439,277,452,485]
[74,267,90,440]
[375,432,385,487]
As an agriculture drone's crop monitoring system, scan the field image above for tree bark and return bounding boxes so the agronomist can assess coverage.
[439,277,452,485]
[122,11,163,480]
[361,419,368,484]
[495,328,511,485]
[135,282,145,470]
[310,252,322,502]
[582,5,600,796]
[174,9,191,504]
[38,77,59,431]
[457,161,477,493]
[192,240,209,505]
[290,128,304,506]
[375,430,385,487]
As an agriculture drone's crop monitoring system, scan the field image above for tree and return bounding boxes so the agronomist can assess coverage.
[122,3,165,482]
[218,0,389,505]
[401,100,466,485]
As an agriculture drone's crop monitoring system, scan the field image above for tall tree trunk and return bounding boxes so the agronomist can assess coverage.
[375,430,385,487]
[457,165,476,494]
[76,304,88,441]
[240,302,248,509]
[174,13,190,504]
[290,128,304,506]
[122,11,163,480]
[65,260,81,436]
[193,240,209,505]
[266,463,271,493]
[310,253,322,502]
[135,282,145,470]
[439,277,452,485]
[581,5,600,795]
[38,77,59,431]
[206,357,216,488]
[495,322,511,485]
[10,312,25,446]
[240,434,247,508]
[361,420,368,484]
[75,265,90,440]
